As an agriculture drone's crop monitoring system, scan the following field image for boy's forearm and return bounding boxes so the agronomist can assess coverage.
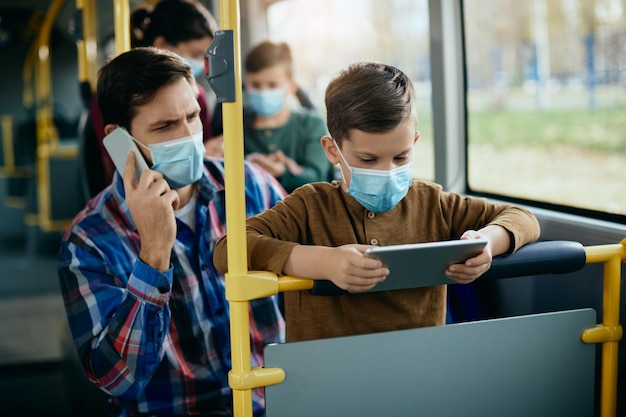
[283,245,333,280]
[477,224,512,256]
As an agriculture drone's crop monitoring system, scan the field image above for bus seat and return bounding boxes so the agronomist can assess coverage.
[77,111,107,202]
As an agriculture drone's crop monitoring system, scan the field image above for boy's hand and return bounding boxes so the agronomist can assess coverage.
[327,244,389,292]
[445,230,493,284]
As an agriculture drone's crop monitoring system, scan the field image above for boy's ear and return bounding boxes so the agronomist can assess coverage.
[321,136,340,164]
[414,130,420,144]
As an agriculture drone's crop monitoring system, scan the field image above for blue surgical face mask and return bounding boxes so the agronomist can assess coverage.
[183,57,206,79]
[247,88,285,117]
[135,132,204,188]
[335,141,412,213]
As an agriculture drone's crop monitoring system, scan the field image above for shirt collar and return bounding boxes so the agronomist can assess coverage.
[110,164,219,231]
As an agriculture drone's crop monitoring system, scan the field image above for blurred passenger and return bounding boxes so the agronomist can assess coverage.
[242,40,331,193]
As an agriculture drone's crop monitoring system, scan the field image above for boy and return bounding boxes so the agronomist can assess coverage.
[213,61,540,343]
[59,48,285,416]
[242,40,331,192]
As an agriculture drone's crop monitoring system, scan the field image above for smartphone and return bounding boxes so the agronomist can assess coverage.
[103,127,150,180]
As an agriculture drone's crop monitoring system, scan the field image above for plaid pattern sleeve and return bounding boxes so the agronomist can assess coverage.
[58,160,286,417]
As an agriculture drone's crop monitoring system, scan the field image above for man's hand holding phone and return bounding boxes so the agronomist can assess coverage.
[123,151,180,272]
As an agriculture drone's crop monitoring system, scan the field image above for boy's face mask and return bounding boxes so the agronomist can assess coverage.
[335,141,412,213]
[247,88,285,117]
[135,132,204,188]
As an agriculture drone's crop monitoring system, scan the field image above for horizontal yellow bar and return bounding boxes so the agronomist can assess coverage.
[584,241,626,264]
[39,218,71,232]
[0,167,32,178]
[229,366,285,390]
[226,271,279,301]
[278,275,314,292]
[582,324,623,344]
[27,216,72,231]
[37,142,78,158]
[4,197,26,208]
[226,272,315,301]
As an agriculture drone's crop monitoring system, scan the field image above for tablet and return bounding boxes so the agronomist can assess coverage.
[362,238,488,292]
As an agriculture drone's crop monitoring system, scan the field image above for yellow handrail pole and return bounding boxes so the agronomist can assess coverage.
[35,0,64,149]
[23,43,37,111]
[35,0,65,231]
[1,115,15,175]
[76,0,99,91]
[220,12,253,417]
[582,239,626,417]
[113,0,131,54]
[22,11,45,111]
[218,0,255,416]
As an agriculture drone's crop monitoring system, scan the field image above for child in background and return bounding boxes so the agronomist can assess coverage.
[213,61,540,342]
[242,40,331,192]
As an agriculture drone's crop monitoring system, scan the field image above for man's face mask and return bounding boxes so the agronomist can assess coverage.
[335,141,412,213]
[135,132,204,188]
[247,88,285,117]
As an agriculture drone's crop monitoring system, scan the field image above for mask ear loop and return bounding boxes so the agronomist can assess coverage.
[332,139,351,188]
[132,136,154,163]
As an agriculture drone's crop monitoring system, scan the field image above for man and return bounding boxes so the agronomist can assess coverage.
[58,47,285,417]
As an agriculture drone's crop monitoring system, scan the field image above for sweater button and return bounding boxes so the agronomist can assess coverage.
[367,211,375,219]
[370,238,379,245]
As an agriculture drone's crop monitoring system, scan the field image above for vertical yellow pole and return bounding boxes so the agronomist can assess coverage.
[600,254,621,417]
[583,240,626,417]
[1,115,15,174]
[218,1,251,416]
[35,0,64,230]
[113,0,131,54]
[76,0,99,91]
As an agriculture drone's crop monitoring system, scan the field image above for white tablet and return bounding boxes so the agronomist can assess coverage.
[362,238,488,292]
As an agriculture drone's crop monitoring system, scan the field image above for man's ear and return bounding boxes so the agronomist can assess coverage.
[320,136,340,164]
[104,124,118,136]
[414,130,420,144]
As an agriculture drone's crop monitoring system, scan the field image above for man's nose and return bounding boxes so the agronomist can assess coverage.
[181,121,196,137]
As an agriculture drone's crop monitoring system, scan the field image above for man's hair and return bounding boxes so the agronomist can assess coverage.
[325,62,416,145]
[97,47,194,130]
[244,40,293,77]
[130,0,217,48]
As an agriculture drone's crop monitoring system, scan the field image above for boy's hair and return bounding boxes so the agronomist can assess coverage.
[97,47,195,131]
[245,40,293,77]
[130,0,217,48]
[325,62,416,145]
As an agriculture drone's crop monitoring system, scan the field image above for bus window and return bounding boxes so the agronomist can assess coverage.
[464,0,626,217]
[266,0,434,181]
